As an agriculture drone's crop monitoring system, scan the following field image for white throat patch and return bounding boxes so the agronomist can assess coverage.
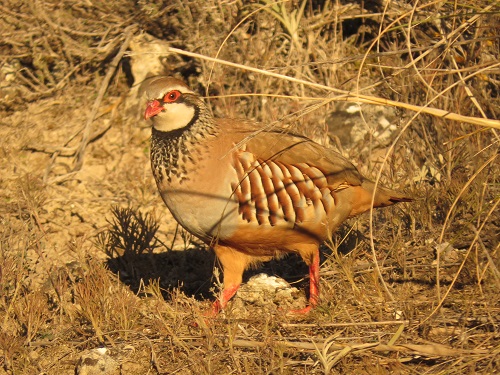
[152,102,196,132]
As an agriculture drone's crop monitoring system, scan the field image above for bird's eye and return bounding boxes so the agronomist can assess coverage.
[163,90,181,103]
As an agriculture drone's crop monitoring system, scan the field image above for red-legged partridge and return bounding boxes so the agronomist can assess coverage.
[143,76,412,315]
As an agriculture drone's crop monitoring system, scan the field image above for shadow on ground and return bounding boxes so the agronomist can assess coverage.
[100,203,390,303]
[104,227,368,304]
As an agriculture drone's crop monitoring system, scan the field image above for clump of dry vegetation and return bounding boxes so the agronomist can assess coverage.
[1,0,499,374]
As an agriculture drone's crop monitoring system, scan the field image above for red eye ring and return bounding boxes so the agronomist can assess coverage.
[163,90,181,103]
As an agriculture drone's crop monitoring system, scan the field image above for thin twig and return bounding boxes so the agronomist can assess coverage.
[281,320,410,328]
[73,25,135,171]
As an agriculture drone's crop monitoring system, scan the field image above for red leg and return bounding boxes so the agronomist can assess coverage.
[290,248,320,314]
[206,245,251,317]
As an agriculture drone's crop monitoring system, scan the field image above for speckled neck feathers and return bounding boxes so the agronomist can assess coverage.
[150,102,218,184]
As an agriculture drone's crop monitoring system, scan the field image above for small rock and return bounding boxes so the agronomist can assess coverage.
[434,242,460,264]
[75,348,119,375]
[327,102,398,149]
[236,273,304,308]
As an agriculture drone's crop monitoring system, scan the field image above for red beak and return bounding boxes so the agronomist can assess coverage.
[144,100,164,120]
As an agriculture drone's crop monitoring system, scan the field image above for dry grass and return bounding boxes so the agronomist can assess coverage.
[1,0,499,374]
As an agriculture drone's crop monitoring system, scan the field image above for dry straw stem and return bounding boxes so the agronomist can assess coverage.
[130,47,500,130]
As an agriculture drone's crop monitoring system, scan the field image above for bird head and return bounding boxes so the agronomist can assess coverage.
[143,76,201,132]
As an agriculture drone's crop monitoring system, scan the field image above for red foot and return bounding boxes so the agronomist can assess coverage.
[289,251,320,315]
[206,284,241,317]
[289,305,313,315]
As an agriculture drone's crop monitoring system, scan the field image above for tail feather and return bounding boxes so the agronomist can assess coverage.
[362,180,413,208]
[389,196,413,204]
[338,180,412,218]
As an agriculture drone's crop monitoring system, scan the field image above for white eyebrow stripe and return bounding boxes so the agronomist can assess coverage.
[163,85,195,94]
